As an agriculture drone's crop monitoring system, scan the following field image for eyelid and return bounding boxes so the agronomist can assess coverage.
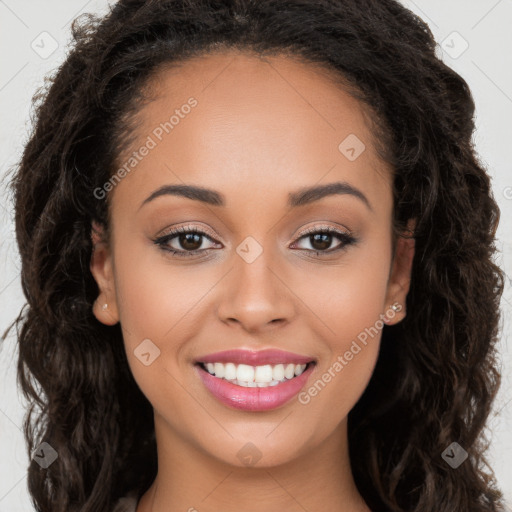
[156,223,219,240]
[295,223,352,239]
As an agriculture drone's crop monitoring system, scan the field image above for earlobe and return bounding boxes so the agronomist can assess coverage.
[90,220,119,325]
[383,219,416,325]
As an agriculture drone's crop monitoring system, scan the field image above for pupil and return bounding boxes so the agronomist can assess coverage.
[181,233,201,250]
[311,233,331,251]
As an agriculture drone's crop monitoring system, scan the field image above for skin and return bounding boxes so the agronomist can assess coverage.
[90,50,415,512]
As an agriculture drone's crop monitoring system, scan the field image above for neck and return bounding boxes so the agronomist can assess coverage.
[136,413,371,512]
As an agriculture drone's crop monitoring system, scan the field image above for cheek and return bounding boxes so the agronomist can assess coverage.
[110,238,219,394]
[290,239,391,419]
[112,235,214,342]
[293,232,391,348]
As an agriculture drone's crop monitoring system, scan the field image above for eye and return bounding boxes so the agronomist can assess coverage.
[153,225,220,258]
[290,225,357,256]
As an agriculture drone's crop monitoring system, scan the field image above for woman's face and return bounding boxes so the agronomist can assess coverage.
[91,51,414,468]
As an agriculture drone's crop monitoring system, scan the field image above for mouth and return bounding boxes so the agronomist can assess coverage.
[194,350,317,411]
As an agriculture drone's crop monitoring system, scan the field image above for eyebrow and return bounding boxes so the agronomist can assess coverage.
[139,181,373,211]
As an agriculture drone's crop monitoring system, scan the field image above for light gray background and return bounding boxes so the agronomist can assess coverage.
[0,1,511,510]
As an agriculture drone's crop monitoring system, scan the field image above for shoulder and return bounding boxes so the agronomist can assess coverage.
[112,491,139,512]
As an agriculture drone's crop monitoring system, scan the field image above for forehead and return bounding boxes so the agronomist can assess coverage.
[110,50,392,215]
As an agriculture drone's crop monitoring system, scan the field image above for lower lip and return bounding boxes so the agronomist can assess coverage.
[196,363,315,411]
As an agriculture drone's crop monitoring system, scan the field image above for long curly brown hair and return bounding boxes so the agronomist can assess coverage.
[1,0,506,510]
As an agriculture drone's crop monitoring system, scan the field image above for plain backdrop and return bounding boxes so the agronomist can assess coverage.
[0,1,511,510]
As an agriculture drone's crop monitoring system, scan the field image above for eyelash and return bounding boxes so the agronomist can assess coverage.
[153,224,357,259]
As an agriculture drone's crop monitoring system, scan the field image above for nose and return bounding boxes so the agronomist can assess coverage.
[216,248,296,335]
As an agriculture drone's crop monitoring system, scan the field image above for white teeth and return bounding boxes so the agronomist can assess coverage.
[202,361,309,387]
[284,363,295,379]
[273,364,285,381]
[214,362,225,378]
[224,362,237,380]
[236,364,254,382]
[254,364,273,383]
[294,364,304,376]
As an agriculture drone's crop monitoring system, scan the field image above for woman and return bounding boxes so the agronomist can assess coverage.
[3,0,506,511]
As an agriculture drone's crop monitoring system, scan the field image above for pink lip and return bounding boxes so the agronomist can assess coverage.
[196,349,315,366]
[196,362,316,411]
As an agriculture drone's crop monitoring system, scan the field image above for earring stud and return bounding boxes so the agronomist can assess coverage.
[101,303,108,311]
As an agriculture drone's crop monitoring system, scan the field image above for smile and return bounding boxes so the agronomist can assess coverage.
[194,349,316,411]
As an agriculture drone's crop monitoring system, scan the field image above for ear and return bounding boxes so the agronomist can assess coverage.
[383,218,416,325]
[90,220,119,325]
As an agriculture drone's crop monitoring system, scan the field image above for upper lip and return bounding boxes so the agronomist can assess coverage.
[196,349,315,366]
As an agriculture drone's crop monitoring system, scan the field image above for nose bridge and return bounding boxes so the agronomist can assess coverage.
[216,233,295,331]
